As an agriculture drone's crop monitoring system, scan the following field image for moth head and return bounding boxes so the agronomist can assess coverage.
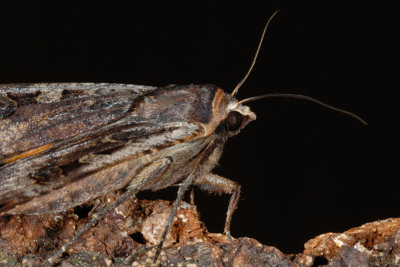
[223,99,256,137]
[211,9,366,139]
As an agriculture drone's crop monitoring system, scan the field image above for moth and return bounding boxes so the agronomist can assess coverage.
[0,11,365,264]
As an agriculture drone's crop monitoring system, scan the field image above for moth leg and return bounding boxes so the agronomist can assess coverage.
[193,173,241,240]
[189,186,195,205]
[47,157,172,264]
[154,140,219,261]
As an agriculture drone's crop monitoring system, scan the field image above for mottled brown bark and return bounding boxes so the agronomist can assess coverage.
[1,197,399,266]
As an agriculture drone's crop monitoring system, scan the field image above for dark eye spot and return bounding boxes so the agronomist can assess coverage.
[226,111,243,132]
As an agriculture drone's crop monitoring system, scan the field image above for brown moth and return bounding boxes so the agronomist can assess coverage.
[0,82,247,261]
[0,11,365,263]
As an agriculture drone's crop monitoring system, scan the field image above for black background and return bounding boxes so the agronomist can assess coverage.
[1,2,395,254]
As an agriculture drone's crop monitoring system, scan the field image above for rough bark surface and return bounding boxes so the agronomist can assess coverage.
[0,196,399,266]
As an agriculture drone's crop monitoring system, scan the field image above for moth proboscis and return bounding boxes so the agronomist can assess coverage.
[0,10,365,264]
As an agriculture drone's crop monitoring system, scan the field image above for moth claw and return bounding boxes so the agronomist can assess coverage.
[225,232,233,242]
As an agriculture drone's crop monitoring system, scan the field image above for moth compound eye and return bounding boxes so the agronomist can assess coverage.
[226,111,243,132]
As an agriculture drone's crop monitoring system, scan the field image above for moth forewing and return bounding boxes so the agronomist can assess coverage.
[0,84,206,208]
[1,83,159,213]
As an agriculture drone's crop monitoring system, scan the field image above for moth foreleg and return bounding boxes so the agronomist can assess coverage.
[154,140,219,261]
[189,187,195,205]
[193,173,241,240]
[47,157,172,264]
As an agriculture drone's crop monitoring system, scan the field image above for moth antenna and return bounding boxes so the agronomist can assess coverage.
[231,10,280,97]
[237,93,367,125]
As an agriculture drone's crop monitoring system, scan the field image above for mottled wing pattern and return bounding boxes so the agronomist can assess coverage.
[0,83,203,212]
[0,83,156,160]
